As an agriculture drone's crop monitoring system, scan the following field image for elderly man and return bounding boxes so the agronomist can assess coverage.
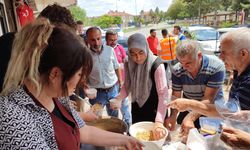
[164,40,225,138]
[167,27,250,149]
[85,27,122,117]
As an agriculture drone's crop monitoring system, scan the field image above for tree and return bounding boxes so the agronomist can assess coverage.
[92,15,123,28]
[69,6,87,22]
[166,0,185,20]
[149,9,156,23]
[113,16,122,25]
[240,0,250,22]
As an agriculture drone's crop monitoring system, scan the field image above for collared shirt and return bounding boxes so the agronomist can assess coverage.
[88,45,119,88]
[114,44,126,64]
[0,87,84,149]
[229,65,250,110]
[172,55,225,101]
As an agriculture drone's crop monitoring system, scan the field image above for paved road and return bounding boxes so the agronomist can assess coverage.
[124,22,174,40]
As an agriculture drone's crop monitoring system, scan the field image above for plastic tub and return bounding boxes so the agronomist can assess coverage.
[85,88,97,99]
[129,121,168,150]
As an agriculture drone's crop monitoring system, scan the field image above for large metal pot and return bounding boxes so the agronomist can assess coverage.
[81,117,127,150]
[86,117,127,134]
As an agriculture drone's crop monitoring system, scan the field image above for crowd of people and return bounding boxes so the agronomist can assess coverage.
[0,3,250,150]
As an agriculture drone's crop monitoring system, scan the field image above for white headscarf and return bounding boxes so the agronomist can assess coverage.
[124,33,157,107]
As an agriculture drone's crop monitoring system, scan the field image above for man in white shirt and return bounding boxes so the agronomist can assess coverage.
[85,27,122,117]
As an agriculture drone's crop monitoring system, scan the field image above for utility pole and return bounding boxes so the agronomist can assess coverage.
[135,0,137,15]
[116,0,118,11]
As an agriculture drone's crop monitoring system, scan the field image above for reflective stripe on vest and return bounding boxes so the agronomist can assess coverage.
[159,37,176,61]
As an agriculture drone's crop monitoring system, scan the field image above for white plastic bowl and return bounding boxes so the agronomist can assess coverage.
[129,121,168,150]
[85,88,97,99]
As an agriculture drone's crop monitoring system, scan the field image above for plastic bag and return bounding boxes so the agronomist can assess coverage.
[215,98,241,118]
[199,117,223,134]
[186,128,231,150]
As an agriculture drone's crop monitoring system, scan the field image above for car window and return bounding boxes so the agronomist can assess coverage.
[193,29,219,41]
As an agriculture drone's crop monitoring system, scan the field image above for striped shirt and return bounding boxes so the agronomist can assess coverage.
[229,65,250,110]
[172,55,225,101]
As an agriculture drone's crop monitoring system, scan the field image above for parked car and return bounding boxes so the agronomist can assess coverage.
[84,26,106,37]
[185,26,220,55]
[106,27,124,37]
[217,27,237,37]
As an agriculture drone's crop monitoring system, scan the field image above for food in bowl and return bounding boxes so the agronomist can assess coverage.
[135,130,154,141]
[91,103,103,117]
[129,121,168,149]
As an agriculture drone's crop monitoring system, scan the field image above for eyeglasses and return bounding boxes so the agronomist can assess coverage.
[214,46,221,55]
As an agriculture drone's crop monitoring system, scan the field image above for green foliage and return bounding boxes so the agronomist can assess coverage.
[113,16,122,25]
[219,21,237,28]
[166,0,184,20]
[92,15,122,28]
[69,6,87,22]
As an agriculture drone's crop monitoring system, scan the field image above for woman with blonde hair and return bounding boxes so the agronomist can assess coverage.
[0,19,142,150]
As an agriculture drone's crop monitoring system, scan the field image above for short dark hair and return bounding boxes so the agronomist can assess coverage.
[150,29,156,33]
[39,4,76,30]
[76,20,84,25]
[161,29,168,36]
[105,30,117,40]
[174,25,181,31]
[85,26,101,38]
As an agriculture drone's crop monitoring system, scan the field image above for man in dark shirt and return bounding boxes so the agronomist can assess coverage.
[220,27,250,110]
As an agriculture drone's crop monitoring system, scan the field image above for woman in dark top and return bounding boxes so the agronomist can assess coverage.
[112,33,169,140]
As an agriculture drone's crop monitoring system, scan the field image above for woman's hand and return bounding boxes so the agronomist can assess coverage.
[122,136,144,150]
[153,122,167,140]
[69,100,78,109]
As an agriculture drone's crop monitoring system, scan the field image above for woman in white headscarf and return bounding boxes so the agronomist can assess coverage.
[112,33,169,139]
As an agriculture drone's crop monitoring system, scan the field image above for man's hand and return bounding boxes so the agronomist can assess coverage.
[180,116,195,138]
[79,110,98,122]
[118,80,123,90]
[166,98,190,112]
[164,115,177,131]
[110,98,122,110]
[221,126,250,149]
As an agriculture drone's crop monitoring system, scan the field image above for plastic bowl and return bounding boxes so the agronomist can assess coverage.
[129,121,168,149]
[109,98,120,110]
[85,88,97,99]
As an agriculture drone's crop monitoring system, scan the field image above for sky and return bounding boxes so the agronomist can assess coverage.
[78,0,173,17]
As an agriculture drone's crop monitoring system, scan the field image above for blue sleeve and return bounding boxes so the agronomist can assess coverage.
[179,35,186,41]
[207,66,225,88]
[207,71,225,88]
[172,72,183,91]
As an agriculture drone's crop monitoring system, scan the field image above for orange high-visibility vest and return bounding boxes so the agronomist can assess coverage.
[159,37,176,61]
